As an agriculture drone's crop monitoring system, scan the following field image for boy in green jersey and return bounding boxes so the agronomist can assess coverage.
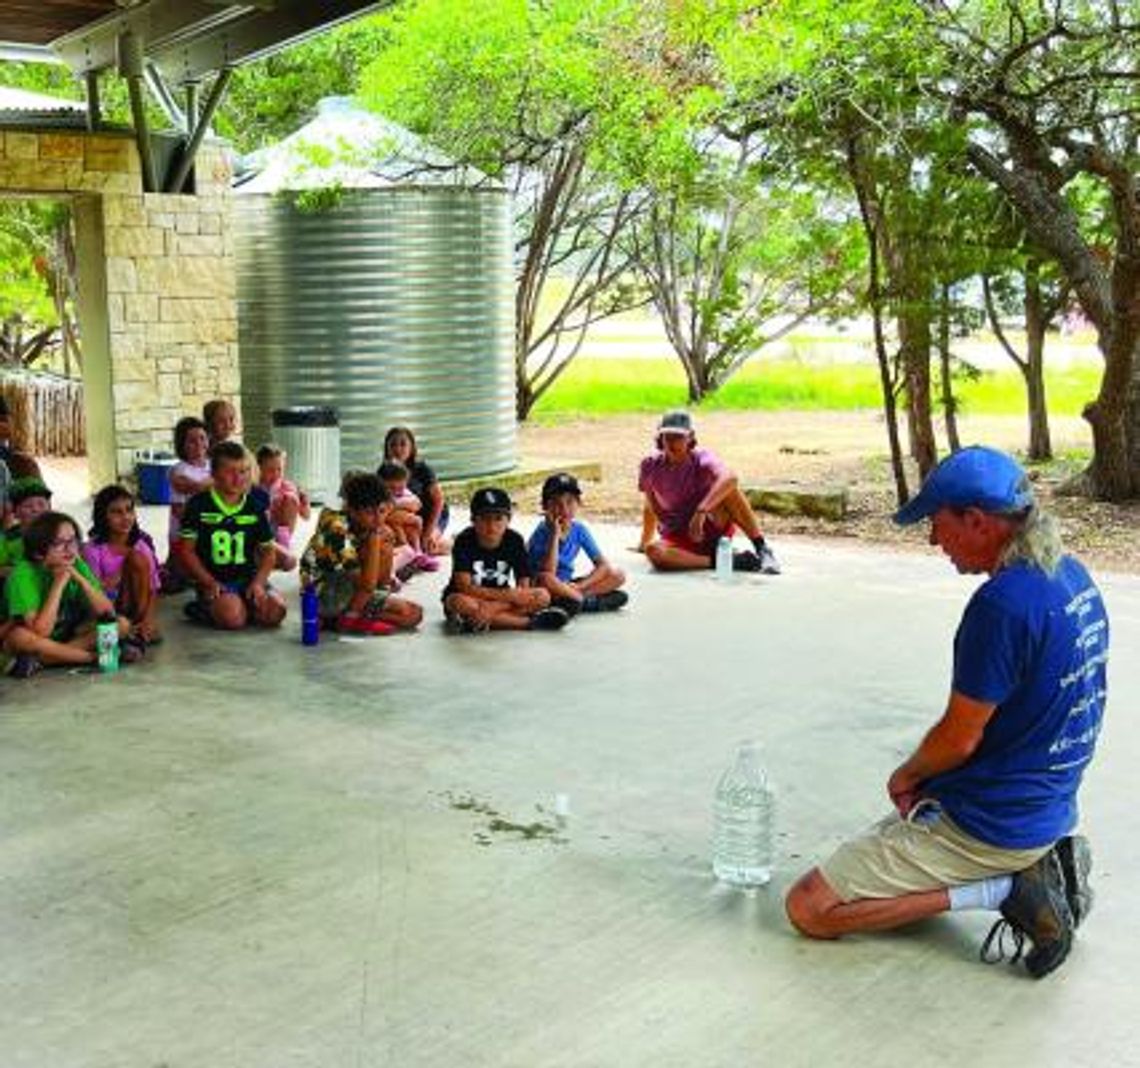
[175,441,287,629]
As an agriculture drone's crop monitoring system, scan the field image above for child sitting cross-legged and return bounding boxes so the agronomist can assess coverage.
[379,459,439,577]
[83,485,162,644]
[4,511,143,678]
[299,472,422,635]
[256,443,310,567]
[175,441,287,630]
[527,473,628,615]
[442,487,571,634]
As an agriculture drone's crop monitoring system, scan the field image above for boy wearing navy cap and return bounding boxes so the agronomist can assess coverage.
[527,473,627,614]
[443,487,570,633]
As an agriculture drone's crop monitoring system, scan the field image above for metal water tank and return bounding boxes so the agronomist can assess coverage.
[234,98,515,479]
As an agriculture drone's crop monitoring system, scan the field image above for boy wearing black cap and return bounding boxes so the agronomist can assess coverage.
[527,472,627,614]
[443,487,570,633]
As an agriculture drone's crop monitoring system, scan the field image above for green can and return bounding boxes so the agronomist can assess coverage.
[96,620,120,674]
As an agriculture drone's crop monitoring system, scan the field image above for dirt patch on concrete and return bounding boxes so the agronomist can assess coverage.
[519,410,1140,574]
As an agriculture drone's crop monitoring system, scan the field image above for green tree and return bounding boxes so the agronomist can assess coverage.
[704,0,972,490]
[215,19,389,154]
[358,0,658,419]
[628,129,860,401]
[0,201,78,373]
[925,0,1140,499]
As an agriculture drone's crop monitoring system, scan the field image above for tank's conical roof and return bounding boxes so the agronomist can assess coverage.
[234,96,491,194]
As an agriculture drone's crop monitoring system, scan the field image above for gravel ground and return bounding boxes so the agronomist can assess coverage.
[518,410,1140,574]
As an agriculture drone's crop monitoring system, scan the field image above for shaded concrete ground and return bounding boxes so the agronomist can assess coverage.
[2,510,1137,1067]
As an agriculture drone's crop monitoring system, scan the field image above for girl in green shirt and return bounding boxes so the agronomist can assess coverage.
[4,511,141,678]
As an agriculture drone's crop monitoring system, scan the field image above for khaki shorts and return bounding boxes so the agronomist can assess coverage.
[819,806,1050,902]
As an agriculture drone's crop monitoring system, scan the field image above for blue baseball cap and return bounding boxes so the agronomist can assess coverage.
[894,446,1034,526]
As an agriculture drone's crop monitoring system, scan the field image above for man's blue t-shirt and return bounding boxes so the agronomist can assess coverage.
[926,556,1108,849]
[526,519,602,582]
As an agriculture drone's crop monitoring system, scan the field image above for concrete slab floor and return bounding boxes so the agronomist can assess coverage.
[1,516,1137,1068]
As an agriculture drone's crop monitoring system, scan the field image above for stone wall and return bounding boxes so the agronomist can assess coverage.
[0,128,240,487]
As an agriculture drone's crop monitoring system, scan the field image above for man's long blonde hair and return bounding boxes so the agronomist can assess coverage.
[998,505,1064,574]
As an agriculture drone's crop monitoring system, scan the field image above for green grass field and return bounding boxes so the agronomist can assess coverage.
[530,357,1102,422]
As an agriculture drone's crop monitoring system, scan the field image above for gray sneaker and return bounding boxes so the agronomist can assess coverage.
[757,542,781,575]
[981,852,1074,979]
[1054,835,1093,928]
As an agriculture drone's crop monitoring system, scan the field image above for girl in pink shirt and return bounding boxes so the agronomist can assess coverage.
[83,484,162,643]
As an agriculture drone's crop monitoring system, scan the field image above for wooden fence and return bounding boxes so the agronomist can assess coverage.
[0,372,85,457]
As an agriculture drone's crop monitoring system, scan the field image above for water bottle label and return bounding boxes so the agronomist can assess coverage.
[96,623,120,673]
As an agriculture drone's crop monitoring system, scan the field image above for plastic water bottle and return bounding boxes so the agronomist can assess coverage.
[715,535,733,579]
[712,741,774,887]
[95,616,120,673]
[301,583,320,646]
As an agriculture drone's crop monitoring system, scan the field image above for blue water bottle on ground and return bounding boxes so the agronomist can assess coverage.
[301,582,320,646]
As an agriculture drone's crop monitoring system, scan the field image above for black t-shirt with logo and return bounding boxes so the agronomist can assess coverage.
[180,489,274,587]
[443,527,531,599]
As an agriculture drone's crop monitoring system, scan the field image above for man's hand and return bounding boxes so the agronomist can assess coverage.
[887,765,922,817]
[246,580,268,607]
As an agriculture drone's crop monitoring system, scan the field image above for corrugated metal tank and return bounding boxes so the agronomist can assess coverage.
[234,98,515,478]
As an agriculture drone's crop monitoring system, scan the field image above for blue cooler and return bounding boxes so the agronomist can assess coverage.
[135,450,177,505]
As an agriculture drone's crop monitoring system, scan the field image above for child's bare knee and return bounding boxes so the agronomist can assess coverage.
[212,595,247,630]
[5,626,37,654]
[394,599,423,628]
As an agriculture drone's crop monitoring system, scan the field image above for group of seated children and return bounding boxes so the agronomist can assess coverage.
[166,400,312,589]
[441,474,627,634]
[1,397,630,675]
[0,476,150,678]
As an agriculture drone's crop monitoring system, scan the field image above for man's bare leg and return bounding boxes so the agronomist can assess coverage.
[785,868,950,939]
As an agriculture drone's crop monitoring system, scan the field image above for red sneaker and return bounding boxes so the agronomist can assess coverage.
[337,613,396,636]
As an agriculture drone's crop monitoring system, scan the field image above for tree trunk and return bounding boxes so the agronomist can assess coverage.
[898,297,937,478]
[1085,325,1137,499]
[684,345,710,403]
[965,139,1140,497]
[1022,261,1052,461]
[844,131,908,504]
[515,351,535,421]
[937,282,961,453]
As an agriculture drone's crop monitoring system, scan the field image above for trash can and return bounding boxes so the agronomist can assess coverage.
[270,406,340,505]
[134,449,177,505]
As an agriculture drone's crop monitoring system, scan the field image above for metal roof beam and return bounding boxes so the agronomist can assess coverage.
[144,60,188,131]
[52,2,258,76]
[51,0,389,84]
[0,42,62,63]
[149,0,390,85]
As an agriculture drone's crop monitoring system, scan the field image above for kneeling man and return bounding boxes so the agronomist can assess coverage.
[785,446,1105,979]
